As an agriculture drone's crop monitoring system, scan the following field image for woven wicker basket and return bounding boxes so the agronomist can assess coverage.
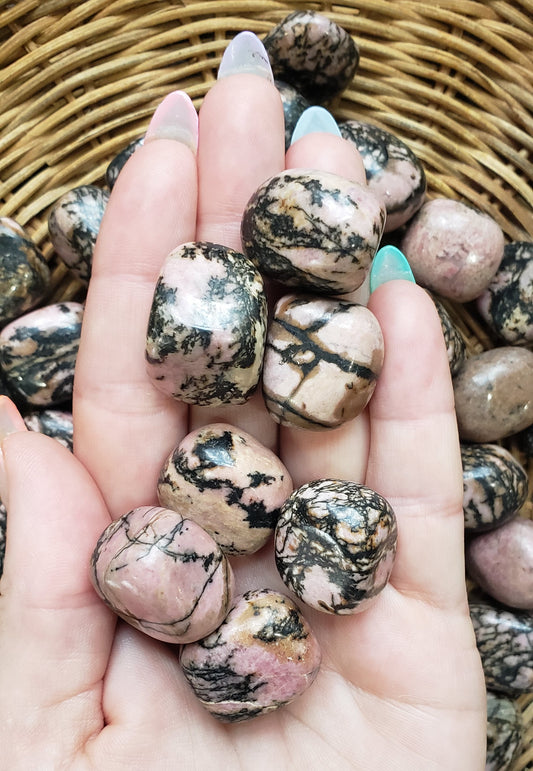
[1,0,532,766]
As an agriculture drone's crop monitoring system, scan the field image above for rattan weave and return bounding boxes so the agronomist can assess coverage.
[1,1,532,767]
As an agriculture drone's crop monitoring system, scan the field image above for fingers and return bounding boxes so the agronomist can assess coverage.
[278,131,370,486]
[74,95,198,518]
[0,424,114,722]
[366,281,466,609]
[189,73,285,449]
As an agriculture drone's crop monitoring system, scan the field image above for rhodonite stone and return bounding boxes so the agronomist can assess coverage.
[263,11,359,103]
[275,80,310,149]
[469,601,533,696]
[466,518,533,610]
[23,409,74,451]
[48,184,109,283]
[461,443,528,531]
[146,242,267,406]
[432,296,466,376]
[275,479,397,614]
[158,423,293,555]
[263,294,384,430]
[486,691,523,771]
[401,199,505,302]
[0,218,50,326]
[241,169,385,295]
[453,347,533,441]
[477,241,533,346]
[339,120,426,232]
[90,505,234,644]
[106,137,144,189]
[0,302,83,407]
[180,588,321,722]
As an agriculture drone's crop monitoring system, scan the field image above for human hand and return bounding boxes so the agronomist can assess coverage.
[0,33,486,770]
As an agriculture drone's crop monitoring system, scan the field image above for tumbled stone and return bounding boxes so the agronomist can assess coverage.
[339,120,426,232]
[466,517,533,609]
[263,10,359,103]
[23,409,73,451]
[275,479,397,614]
[263,294,384,430]
[105,137,144,189]
[180,588,321,722]
[470,601,533,696]
[0,302,83,407]
[477,241,533,346]
[461,443,528,531]
[0,218,50,326]
[146,242,267,406]
[486,691,523,771]
[432,296,467,376]
[275,80,310,149]
[48,185,109,283]
[158,423,293,555]
[453,347,533,441]
[401,199,505,302]
[91,505,234,644]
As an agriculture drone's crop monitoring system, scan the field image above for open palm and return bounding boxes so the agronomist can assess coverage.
[0,60,486,770]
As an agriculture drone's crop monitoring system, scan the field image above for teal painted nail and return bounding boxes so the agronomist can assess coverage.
[369,245,416,293]
[290,106,342,145]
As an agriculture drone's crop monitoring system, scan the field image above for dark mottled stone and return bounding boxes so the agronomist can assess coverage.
[477,241,533,346]
[432,296,467,376]
[241,169,385,295]
[275,80,311,149]
[470,601,533,696]
[0,501,5,578]
[106,137,144,189]
[263,11,359,103]
[146,242,267,406]
[461,443,528,531]
[275,479,397,614]
[48,185,109,283]
[339,120,426,231]
[0,302,83,407]
[180,588,321,722]
[0,218,50,326]
[23,409,73,451]
[486,691,523,771]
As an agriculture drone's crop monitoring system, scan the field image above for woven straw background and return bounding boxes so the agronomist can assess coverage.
[1,0,532,767]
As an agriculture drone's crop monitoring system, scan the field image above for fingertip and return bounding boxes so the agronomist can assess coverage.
[285,131,367,183]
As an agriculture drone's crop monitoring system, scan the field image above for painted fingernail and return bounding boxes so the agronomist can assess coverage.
[0,396,27,502]
[217,31,273,82]
[290,106,342,145]
[369,245,416,293]
[144,90,199,153]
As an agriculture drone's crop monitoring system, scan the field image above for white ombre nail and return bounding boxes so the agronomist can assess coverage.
[144,91,199,153]
[217,31,273,82]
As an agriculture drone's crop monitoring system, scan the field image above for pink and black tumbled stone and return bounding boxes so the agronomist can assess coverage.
[0,218,50,326]
[275,479,397,614]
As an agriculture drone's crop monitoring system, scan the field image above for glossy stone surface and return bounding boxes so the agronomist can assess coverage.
[264,294,383,430]
[477,241,533,346]
[91,505,234,644]
[263,10,359,103]
[461,443,528,531]
[486,691,522,771]
[48,184,109,283]
[470,601,533,696]
[453,347,533,441]
[105,137,144,189]
[466,518,533,609]
[158,423,293,555]
[275,80,310,149]
[180,588,321,722]
[275,479,397,614]
[432,295,467,376]
[401,199,505,302]
[0,302,83,407]
[242,169,385,295]
[146,242,267,406]
[23,409,73,451]
[0,218,50,326]
[339,120,426,232]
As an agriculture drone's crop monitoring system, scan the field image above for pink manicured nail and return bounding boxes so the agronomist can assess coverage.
[144,90,199,153]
